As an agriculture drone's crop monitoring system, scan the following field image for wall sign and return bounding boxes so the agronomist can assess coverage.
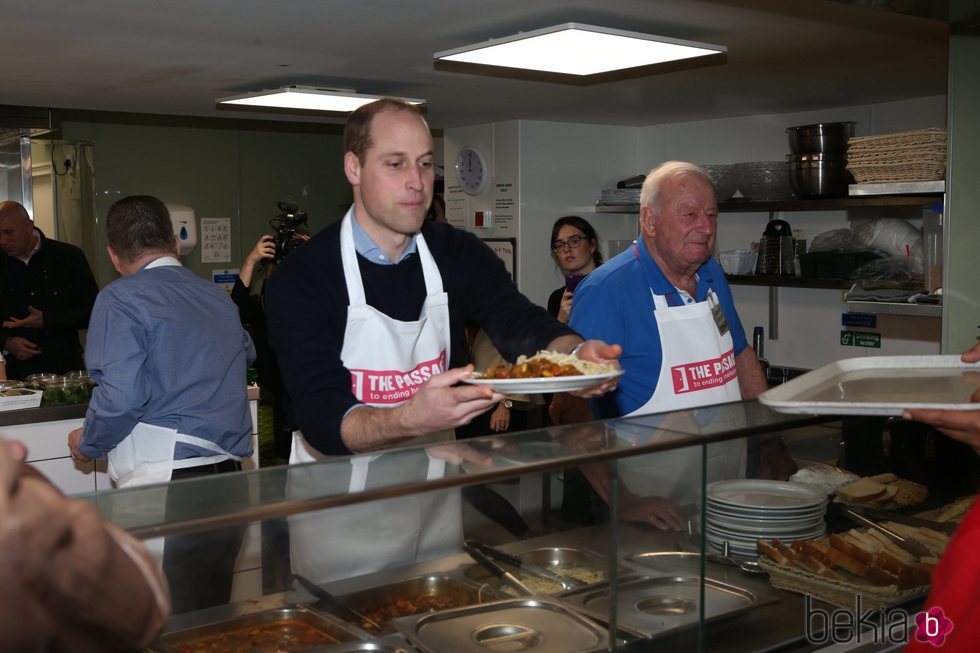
[200,217,231,263]
[212,269,239,295]
[481,238,516,280]
[841,330,881,348]
[842,313,877,329]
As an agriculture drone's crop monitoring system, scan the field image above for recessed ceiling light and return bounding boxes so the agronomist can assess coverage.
[216,86,426,112]
[434,23,726,76]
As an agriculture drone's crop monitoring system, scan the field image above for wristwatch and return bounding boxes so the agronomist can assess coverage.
[502,399,513,409]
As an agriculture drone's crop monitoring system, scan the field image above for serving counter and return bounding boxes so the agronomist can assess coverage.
[0,386,261,496]
[73,400,968,652]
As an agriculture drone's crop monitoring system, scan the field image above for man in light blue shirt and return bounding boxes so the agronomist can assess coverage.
[68,195,255,613]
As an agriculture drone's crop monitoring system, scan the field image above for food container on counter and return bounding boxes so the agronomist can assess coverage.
[23,373,62,390]
[560,573,775,640]
[64,369,97,388]
[329,575,504,634]
[41,377,91,405]
[0,381,42,411]
[463,546,620,596]
[393,597,609,653]
[150,604,359,653]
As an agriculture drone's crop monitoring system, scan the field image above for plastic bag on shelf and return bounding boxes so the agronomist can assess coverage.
[851,217,922,258]
[809,228,856,253]
[851,255,923,282]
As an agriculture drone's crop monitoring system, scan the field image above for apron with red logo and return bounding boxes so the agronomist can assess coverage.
[617,257,745,504]
[288,209,460,584]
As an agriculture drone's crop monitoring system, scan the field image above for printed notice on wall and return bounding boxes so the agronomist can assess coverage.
[201,217,231,263]
[212,269,240,295]
[492,179,516,236]
[481,238,516,280]
[445,182,468,228]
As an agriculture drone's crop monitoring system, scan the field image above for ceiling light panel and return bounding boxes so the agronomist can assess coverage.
[434,23,726,76]
[217,86,425,112]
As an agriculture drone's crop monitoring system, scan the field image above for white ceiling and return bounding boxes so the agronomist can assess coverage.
[2,0,950,130]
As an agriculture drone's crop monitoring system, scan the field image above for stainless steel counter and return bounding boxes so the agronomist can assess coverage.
[159,522,880,653]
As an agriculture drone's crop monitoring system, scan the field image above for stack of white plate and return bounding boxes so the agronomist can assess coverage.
[703,479,828,558]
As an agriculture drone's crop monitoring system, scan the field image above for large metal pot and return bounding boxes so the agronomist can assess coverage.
[786,153,852,198]
[786,121,855,154]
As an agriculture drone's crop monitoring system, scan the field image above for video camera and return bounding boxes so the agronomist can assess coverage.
[267,200,309,264]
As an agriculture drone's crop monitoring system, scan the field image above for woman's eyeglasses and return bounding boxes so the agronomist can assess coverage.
[551,235,586,252]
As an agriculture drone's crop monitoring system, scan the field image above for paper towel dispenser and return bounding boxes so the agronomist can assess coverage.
[166,203,197,256]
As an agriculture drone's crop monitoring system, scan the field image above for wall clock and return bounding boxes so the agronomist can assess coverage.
[454,146,489,196]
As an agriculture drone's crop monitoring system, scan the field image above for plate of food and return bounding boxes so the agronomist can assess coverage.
[463,350,622,394]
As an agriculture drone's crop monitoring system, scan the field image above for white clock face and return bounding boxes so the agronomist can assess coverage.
[455,146,489,196]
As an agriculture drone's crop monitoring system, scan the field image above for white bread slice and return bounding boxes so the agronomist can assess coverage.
[864,529,916,564]
[845,530,882,555]
[835,478,888,503]
[864,483,899,508]
[757,539,792,566]
[868,473,899,484]
[829,533,874,564]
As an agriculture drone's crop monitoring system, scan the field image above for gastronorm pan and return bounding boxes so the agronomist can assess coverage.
[393,597,609,653]
[331,575,503,634]
[463,546,627,595]
[150,604,358,653]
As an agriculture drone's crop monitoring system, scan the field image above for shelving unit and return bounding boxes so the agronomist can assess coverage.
[595,190,945,329]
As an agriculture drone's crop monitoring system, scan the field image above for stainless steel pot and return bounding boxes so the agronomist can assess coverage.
[786,153,852,198]
[786,121,855,154]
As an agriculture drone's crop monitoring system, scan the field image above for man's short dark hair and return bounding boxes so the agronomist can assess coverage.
[106,195,176,263]
[344,98,426,164]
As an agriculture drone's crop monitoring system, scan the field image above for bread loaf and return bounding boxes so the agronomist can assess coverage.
[891,479,928,507]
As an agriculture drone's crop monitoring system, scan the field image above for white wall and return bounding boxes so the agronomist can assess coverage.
[447,95,947,370]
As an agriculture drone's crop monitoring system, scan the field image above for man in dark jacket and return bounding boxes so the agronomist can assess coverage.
[0,200,98,379]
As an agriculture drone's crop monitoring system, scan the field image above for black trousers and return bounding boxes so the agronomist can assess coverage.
[162,459,247,614]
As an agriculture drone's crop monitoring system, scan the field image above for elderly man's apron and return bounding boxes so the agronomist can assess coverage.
[617,253,745,503]
[288,213,460,584]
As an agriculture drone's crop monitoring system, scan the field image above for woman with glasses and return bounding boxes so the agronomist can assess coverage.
[547,216,603,324]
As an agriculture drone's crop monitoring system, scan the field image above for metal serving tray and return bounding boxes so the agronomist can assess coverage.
[151,604,359,653]
[320,635,415,652]
[559,574,769,640]
[758,355,980,416]
[463,546,626,596]
[331,575,503,634]
[393,597,609,653]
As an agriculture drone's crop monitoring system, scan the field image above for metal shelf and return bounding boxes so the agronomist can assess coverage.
[846,301,942,318]
[725,274,852,290]
[595,193,943,214]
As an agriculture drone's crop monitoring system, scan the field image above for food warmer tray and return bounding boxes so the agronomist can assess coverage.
[149,603,360,652]
[559,574,775,640]
[322,635,416,652]
[758,355,980,416]
[392,597,609,653]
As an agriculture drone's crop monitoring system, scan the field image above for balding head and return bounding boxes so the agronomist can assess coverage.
[0,201,39,259]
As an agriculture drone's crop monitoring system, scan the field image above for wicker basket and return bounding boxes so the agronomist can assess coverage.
[847,128,946,183]
[757,558,927,610]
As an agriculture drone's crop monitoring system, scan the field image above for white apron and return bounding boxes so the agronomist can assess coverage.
[617,257,745,503]
[104,256,240,561]
[288,211,461,584]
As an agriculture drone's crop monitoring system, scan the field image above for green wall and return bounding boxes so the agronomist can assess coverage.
[58,115,349,286]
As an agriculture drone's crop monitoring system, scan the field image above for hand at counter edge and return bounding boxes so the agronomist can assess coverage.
[68,427,92,462]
